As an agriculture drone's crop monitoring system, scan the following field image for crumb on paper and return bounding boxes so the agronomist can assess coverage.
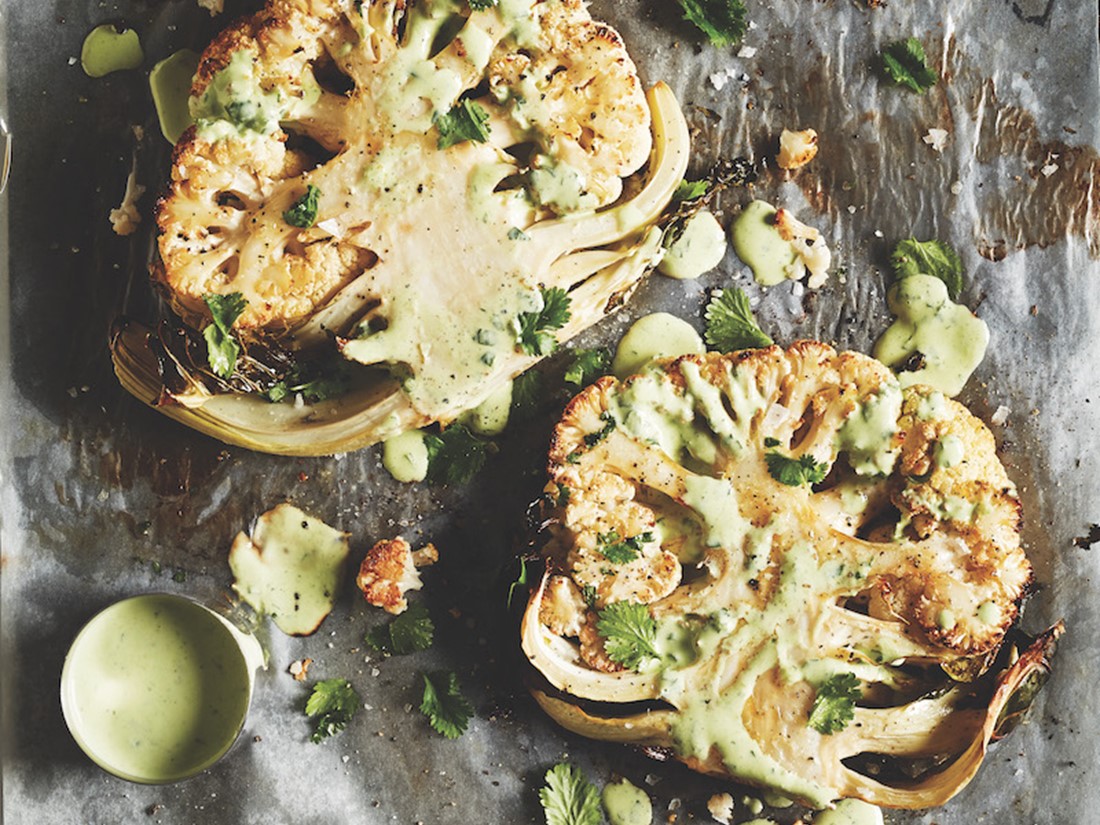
[288,657,313,681]
[991,405,1010,426]
[356,537,434,614]
[777,128,818,170]
[197,0,224,14]
[109,166,145,236]
[1041,163,1058,177]
[706,793,734,824]
[951,180,963,195]
[737,45,757,58]
[709,68,738,91]
[923,127,949,152]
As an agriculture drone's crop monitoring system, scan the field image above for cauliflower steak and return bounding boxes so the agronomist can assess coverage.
[522,342,1061,809]
[111,0,689,455]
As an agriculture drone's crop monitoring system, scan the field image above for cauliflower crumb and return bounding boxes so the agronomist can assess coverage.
[411,543,439,568]
[288,657,313,681]
[922,127,949,152]
[775,208,833,288]
[777,128,818,170]
[709,67,739,91]
[108,167,145,236]
[197,0,224,14]
[356,537,428,614]
[737,45,757,59]
[1041,163,1058,177]
[991,405,1010,426]
[707,793,734,824]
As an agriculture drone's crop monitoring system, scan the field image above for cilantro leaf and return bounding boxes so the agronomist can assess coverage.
[704,287,773,352]
[583,412,616,447]
[365,603,434,655]
[419,670,473,739]
[890,238,963,299]
[539,762,603,825]
[435,99,491,149]
[597,531,654,564]
[517,287,571,356]
[305,678,361,743]
[283,184,321,228]
[880,38,938,93]
[675,0,748,47]
[508,226,531,241]
[673,178,711,201]
[511,369,546,420]
[424,424,488,486]
[468,0,497,9]
[563,348,610,387]
[808,672,861,734]
[265,358,353,404]
[202,292,248,378]
[765,451,829,487]
[596,602,658,670]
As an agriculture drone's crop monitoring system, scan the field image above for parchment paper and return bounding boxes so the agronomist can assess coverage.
[2,1,1098,823]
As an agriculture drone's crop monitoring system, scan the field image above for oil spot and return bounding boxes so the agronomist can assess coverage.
[972,79,1100,258]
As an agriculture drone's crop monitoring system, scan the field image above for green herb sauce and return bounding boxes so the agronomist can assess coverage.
[382,430,431,483]
[612,313,704,379]
[731,200,800,286]
[873,274,989,398]
[81,25,144,78]
[149,50,201,144]
[602,778,653,825]
[811,799,884,825]
[659,211,727,280]
[61,595,254,783]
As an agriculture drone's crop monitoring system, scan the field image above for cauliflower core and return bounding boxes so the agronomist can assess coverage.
[522,342,1060,809]
[111,0,690,455]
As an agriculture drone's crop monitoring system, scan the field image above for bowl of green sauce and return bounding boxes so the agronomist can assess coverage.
[60,593,260,784]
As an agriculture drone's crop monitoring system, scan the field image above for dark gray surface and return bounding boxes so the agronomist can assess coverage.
[2,1,1099,823]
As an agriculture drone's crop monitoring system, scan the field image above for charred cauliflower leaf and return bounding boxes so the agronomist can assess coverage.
[111,0,689,455]
[522,341,1062,809]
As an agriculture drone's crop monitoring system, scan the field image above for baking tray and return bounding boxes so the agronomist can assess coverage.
[2,1,1098,822]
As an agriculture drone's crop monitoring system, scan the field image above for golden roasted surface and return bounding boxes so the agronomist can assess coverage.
[156,0,653,333]
[522,342,1047,809]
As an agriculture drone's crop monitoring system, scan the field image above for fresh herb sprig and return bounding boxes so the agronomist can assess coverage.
[202,292,248,378]
[766,451,829,487]
[890,238,963,298]
[305,678,361,743]
[704,287,773,352]
[563,348,610,387]
[597,531,654,564]
[425,424,489,486]
[596,602,659,670]
[539,762,603,825]
[420,670,473,739]
[675,0,749,47]
[435,99,491,149]
[517,287,571,356]
[808,672,861,734]
[283,184,321,228]
[365,603,434,655]
[880,38,938,93]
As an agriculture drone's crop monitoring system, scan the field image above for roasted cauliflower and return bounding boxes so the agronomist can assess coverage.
[110,0,690,456]
[522,341,1062,810]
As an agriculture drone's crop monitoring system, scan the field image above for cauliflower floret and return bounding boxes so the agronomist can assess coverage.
[355,536,437,615]
[776,127,818,170]
[522,342,1057,810]
[775,208,832,288]
[109,166,145,236]
[706,793,734,825]
[112,0,690,455]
